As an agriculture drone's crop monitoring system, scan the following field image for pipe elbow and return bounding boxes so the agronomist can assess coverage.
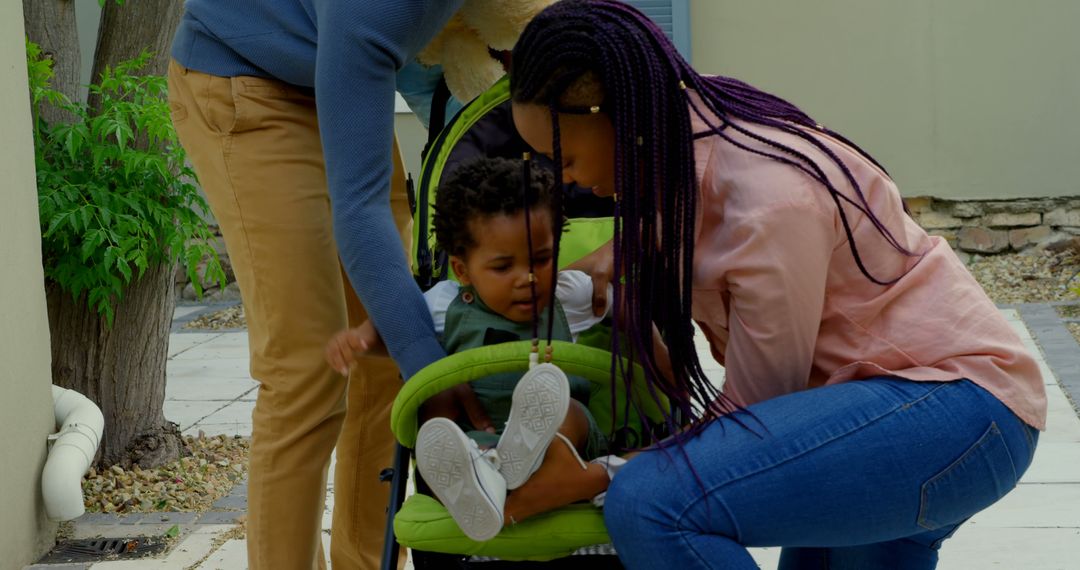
[42,386,105,521]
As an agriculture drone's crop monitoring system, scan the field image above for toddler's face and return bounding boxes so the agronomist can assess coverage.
[451,209,556,324]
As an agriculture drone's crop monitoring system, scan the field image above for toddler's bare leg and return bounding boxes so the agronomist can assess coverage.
[503,401,609,524]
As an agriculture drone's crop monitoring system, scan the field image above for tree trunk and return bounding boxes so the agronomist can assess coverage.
[48,263,184,468]
[87,0,183,113]
[38,0,189,468]
[23,0,79,124]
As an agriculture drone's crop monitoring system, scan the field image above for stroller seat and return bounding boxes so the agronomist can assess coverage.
[390,340,667,563]
[395,494,609,562]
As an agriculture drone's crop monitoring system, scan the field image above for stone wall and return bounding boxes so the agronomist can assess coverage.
[905,196,1080,261]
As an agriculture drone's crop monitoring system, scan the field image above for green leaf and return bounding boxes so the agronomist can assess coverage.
[30,43,210,324]
[80,229,104,262]
[133,251,149,277]
[164,524,180,538]
[103,246,118,270]
[44,212,69,238]
[117,260,132,283]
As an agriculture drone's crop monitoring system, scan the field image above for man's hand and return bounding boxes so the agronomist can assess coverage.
[325,321,386,376]
[566,239,615,317]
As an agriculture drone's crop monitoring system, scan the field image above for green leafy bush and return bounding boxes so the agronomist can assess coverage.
[28,40,223,324]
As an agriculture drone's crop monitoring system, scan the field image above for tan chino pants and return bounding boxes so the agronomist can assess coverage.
[168,61,409,570]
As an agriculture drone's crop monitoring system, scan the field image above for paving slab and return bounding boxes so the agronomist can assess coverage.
[968,482,1080,528]
[181,422,254,438]
[1019,304,1080,405]
[163,400,234,431]
[196,511,246,525]
[940,526,1080,570]
[163,529,232,567]
[173,306,207,320]
[168,333,222,359]
[171,333,250,361]
[195,539,246,570]
[198,401,255,425]
[165,360,257,401]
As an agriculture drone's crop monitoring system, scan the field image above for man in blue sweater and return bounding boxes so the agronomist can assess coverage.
[168,2,463,568]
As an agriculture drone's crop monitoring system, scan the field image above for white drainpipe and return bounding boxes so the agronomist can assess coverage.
[42,385,105,521]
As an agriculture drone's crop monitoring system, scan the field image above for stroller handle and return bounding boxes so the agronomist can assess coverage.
[390,340,667,448]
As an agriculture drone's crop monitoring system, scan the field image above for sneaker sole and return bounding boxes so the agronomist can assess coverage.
[498,363,571,490]
[416,418,503,542]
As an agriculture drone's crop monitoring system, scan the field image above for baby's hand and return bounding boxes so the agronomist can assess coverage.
[325,321,385,376]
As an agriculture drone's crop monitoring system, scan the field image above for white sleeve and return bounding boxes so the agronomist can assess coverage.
[555,270,612,341]
[423,280,460,335]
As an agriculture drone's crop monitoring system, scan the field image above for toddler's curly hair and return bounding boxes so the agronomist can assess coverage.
[433,156,557,257]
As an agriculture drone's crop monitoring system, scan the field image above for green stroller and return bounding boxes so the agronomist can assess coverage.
[378,77,670,568]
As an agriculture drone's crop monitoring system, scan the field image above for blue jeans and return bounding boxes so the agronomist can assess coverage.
[604,378,1039,569]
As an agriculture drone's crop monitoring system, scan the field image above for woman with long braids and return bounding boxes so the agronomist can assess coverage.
[509,1,1045,568]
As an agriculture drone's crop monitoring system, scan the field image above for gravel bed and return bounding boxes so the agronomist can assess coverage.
[967,249,1080,346]
[967,249,1080,304]
[184,304,246,330]
[83,433,249,514]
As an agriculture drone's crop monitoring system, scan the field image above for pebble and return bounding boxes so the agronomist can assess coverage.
[967,249,1080,304]
[82,434,249,514]
[184,304,246,330]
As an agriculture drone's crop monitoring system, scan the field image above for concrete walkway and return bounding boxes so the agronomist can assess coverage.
[26,306,1080,569]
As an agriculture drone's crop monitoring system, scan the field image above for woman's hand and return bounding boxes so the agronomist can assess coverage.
[325,321,386,375]
[567,239,615,317]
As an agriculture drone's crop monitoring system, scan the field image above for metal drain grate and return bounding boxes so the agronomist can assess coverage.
[37,536,168,564]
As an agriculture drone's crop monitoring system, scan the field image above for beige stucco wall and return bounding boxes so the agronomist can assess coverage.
[401,2,1080,201]
[689,0,1080,200]
[0,4,60,568]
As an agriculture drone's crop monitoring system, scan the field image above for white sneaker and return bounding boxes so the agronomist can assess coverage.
[497,363,572,490]
[416,417,507,542]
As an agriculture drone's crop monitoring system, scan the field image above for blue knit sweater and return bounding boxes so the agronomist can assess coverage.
[172,0,463,378]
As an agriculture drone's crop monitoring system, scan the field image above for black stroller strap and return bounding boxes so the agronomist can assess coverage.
[422,76,452,162]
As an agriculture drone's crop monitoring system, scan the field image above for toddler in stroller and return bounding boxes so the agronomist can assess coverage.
[327,156,624,542]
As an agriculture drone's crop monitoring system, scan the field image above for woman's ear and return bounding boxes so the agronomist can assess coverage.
[451,255,471,286]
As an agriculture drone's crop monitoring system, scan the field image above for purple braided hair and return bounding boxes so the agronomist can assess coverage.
[510,0,917,438]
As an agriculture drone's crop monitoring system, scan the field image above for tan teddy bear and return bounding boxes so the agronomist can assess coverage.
[419,0,557,102]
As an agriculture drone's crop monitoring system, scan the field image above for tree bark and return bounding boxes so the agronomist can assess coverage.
[23,0,79,124]
[88,0,183,112]
[48,263,183,468]
[40,0,189,469]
